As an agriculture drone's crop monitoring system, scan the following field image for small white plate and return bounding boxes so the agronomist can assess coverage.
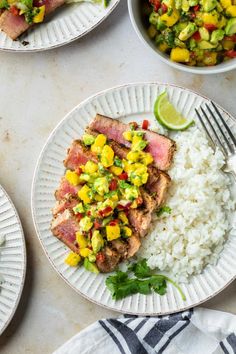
[0,0,119,52]
[0,185,26,334]
[32,83,236,315]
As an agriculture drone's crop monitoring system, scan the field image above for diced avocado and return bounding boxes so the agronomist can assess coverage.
[175,0,182,9]
[124,186,139,201]
[149,11,159,26]
[84,258,99,274]
[88,254,96,263]
[181,0,190,12]
[179,23,197,41]
[189,0,198,5]
[173,22,188,35]
[73,203,84,214]
[79,216,93,232]
[157,17,167,31]
[147,25,157,39]
[198,40,218,49]
[93,177,109,196]
[82,134,95,146]
[199,27,210,40]
[174,38,186,47]
[202,0,217,12]
[210,29,225,44]
[189,38,197,50]
[0,0,8,9]
[225,18,236,35]
[91,231,104,254]
[216,2,223,12]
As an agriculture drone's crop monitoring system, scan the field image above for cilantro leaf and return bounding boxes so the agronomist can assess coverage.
[129,259,152,278]
[156,206,172,217]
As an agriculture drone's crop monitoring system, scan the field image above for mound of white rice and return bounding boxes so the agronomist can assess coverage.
[138,126,234,282]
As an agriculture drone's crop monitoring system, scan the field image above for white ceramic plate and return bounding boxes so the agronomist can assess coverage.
[0,0,119,52]
[0,185,26,334]
[31,83,236,315]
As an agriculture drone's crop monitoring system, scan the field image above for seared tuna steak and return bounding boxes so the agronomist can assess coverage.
[89,114,176,171]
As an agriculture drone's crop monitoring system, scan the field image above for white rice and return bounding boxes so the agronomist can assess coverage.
[138,126,234,282]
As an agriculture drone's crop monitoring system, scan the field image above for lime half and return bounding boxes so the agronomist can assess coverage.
[154,91,194,131]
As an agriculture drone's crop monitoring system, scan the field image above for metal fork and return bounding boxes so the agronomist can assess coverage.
[195,102,236,178]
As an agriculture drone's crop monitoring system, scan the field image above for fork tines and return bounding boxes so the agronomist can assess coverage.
[195,102,236,156]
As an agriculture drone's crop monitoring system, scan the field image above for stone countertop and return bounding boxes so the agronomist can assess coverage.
[0,2,235,353]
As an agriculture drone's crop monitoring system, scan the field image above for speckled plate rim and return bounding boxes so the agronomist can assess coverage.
[0,184,26,335]
[31,82,236,315]
[0,0,120,53]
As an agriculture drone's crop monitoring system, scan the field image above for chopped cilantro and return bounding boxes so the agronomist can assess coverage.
[114,157,123,168]
[106,259,185,301]
[156,206,172,217]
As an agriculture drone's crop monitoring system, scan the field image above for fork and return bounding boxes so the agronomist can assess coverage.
[195,101,236,178]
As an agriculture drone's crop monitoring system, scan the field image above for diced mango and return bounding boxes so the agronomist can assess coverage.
[170,47,190,62]
[158,43,169,52]
[33,5,45,23]
[76,232,88,249]
[79,248,92,258]
[222,39,235,49]
[101,145,114,167]
[202,12,219,25]
[106,225,120,241]
[94,134,107,147]
[84,161,98,174]
[160,9,180,27]
[65,170,80,186]
[118,212,129,225]
[122,226,132,237]
[123,131,133,141]
[226,5,236,16]
[94,194,104,202]
[110,165,123,176]
[141,152,153,165]
[220,0,232,8]
[78,185,92,204]
[65,252,81,267]
[203,52,218,66]
[126,151,140,162]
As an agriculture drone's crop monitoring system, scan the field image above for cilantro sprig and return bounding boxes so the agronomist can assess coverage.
[105,259,186,301]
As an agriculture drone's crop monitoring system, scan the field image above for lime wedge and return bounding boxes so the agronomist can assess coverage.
[154,91,194,131]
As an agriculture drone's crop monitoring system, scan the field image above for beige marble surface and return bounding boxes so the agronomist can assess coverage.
[0,2,236,353]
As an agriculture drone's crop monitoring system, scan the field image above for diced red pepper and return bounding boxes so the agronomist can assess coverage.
[76,213,83,222]
[10,5,19,16]
[192,31,201,41]
[149,0,161,11]
[118,172,128,180]
[190,13,196,19]
[33,0,46,6]
[225,50,236,58]
[117,201,132,210]
[75,167,83,176]
[94,220,101,229]
[96,252,105,262]
[204,24,217,31]
[193,4,200,11]
[98,206,113,217]
[109,219,119,226]
[224,35,236,42]
[161,3,168,13]
[109,179,117,191]
[87,210,91,216]
[142,120,149,130]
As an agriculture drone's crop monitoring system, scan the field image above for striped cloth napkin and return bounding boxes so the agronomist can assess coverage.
[54,308,236,354]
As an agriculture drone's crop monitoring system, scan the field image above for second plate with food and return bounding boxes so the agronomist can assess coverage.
[32,82,236,315]
[0,0,119,52]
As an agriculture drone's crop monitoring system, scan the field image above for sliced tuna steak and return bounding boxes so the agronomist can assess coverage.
[52,198,78,217]
[128,209,152,237]
[55,178,80,201]
[0,0,65,40]
[127,234,141,258]
[89,114,176,171]
[51,209,80,253]
[64,140,97,170]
